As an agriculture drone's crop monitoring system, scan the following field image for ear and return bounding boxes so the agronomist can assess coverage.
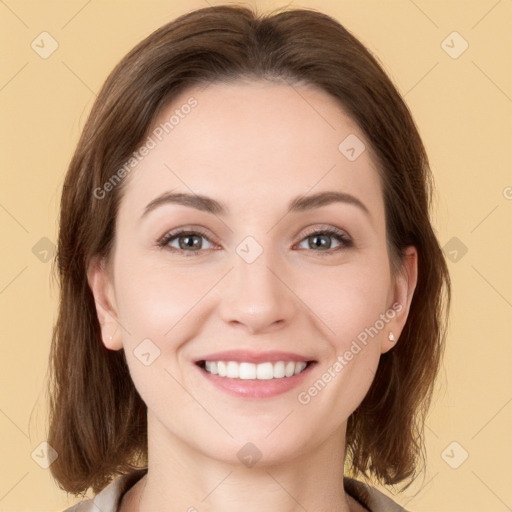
[381,246,418,354]
[87,256,123,351]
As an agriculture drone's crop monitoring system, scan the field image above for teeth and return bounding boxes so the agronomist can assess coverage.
[203,360,308,379]
[226,361,239,378]
[273,361,285,378]
[205,361,218,374]
[239,362,256,379]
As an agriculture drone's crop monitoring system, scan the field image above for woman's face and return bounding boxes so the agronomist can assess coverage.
[90,79,416,465]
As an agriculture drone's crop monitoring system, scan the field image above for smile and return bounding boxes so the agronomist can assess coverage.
[202,360,309,379]
[194,350,316,398]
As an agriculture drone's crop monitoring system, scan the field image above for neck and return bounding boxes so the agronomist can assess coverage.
[121,412,360,512]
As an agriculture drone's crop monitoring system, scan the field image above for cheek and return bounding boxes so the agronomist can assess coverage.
[301,259,392,346]
[111,258,205,415]
[113,242,392,352]
[114,255,213,340]
[295,267,388,419]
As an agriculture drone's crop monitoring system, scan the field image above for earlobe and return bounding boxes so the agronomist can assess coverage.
[87,256,123,351]
[381,246,418,354]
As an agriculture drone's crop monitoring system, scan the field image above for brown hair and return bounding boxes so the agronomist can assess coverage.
[47,3,451,496]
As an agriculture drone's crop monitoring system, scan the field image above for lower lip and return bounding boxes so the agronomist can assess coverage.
[196,363,315,399]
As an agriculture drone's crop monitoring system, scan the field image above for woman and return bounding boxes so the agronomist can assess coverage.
[48,4,451,512]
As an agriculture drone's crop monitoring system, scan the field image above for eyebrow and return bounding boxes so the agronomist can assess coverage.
[141,190,371,219]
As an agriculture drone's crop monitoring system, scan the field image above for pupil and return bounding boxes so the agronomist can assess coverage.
[311,234,330,249]
[181,235,200,250]
[177,234,332,251]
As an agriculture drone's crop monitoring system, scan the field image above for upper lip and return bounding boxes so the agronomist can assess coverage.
[195,350,315,364]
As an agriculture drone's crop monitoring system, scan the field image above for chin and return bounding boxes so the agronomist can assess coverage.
[194,426,315,468]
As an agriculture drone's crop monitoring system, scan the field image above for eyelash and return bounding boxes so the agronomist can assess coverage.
[156,226,353,257]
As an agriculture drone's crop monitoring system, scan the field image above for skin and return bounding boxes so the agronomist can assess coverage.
[88,79,417,512]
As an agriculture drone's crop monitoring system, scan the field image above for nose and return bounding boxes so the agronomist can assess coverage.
[217,247,297,335]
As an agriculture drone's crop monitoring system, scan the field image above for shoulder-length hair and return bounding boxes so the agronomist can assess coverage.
[48,3,451,496]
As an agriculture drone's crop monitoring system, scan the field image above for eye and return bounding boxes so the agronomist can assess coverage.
[157,229,216,256]
[157,226,353,257]
[296,227,353,254]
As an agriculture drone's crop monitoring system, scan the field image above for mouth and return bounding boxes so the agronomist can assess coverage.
[194,351,317,399]
[196,359,314,380]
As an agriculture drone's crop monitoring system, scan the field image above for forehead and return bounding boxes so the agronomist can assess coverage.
[119,79,384,221]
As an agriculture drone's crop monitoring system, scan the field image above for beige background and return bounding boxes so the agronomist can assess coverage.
[0,0,511,510]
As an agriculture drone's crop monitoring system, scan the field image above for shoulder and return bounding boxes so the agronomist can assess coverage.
[344,476,411,512]
[62,470,406,512]
[61,469,148,512]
